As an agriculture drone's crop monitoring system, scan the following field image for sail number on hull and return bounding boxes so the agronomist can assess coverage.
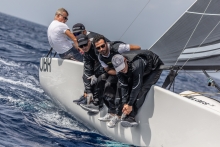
[40,57,51,72]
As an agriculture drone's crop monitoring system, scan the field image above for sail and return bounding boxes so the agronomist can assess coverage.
[150,0,220,70]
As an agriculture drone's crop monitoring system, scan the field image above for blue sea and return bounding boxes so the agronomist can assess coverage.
[0,12,220,147]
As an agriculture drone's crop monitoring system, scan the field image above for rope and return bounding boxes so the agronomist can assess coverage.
[118,0,151,40]
[171,69,220,96]
[199,21,220,46]
[181,19,220,69]
[174,0,212,69]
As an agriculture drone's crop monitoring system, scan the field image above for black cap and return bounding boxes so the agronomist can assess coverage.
[72,23,85,33]
[77,34,88,46]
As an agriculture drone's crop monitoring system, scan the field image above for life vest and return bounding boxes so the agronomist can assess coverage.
[83,43,98,61]
[122,50,161,71]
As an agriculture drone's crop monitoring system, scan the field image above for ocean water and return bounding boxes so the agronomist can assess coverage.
[0,12,220,147]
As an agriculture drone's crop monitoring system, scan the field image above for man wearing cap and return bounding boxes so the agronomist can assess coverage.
[92,34,141,128]
[111,50,163,127]
[72,23,110,55]
[73,34,107,113]
[72,23,110,107]
[47,8,83,61]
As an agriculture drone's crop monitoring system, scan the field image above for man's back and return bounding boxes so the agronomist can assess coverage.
[47,20,72,54]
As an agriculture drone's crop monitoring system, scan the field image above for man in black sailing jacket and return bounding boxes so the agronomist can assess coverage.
[73,33,109,113]
[111,50,163,127]
[72,23,110,106]
[92,34,141,128]
[72,23,110,54]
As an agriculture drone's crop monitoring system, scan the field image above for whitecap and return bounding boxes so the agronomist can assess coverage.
[36,112,87,132]
[0,58,19,67]
[0,76,43,93]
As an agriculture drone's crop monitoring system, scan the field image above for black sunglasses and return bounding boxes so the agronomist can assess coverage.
[73,32,82,36]
[96,44,106,50]
[79,43,88,48]
[59,14,68,20]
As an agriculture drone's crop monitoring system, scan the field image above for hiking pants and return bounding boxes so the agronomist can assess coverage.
[101,73,118,114]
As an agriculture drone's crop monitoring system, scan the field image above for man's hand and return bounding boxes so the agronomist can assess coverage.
[86,93,93,104]
[87,75,97,85]
[78,47,84,55]
[122,104,133,115]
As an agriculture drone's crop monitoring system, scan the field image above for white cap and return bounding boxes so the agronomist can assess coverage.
[111,54,125,72]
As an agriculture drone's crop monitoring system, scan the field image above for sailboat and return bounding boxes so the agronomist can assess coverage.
[39,0,220,146]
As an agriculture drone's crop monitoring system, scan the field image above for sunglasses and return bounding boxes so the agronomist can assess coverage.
[79,43,88,48]
[73,32,82,36]
[59,14,68,20]
[96,44,106,50]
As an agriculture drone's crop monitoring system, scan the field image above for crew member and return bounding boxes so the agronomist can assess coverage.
[111,50,163,127]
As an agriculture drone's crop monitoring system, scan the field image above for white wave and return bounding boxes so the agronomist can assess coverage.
[33,111,90,140]
[0,77,43,93]
[0,41,26,50]
[7,96,22,103]
[0,94,8,99]
[36,111,88,132]
[0,94,22,104]
[0,58,19,67]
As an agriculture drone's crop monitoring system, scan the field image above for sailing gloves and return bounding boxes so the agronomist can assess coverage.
[87,93,93,104]
[87,75,97,85]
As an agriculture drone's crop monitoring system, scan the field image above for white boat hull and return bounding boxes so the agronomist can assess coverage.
[39,58,220,147]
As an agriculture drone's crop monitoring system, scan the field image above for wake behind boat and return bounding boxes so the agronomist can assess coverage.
[39,0,220,146]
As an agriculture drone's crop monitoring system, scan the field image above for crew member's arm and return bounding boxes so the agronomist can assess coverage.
[98,55,116,75]
[129,44,141,50]
[118,73,131,115]
[122,59,146,115]
[127,59,146,106]
[65,29,77,45]
[104,67,116,75]
[65,29,84,53]
[118,44,140,54]
[117,73,129,104]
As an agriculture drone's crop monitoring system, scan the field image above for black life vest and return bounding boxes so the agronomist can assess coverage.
[84,44,98,61]
[122,50,161,71]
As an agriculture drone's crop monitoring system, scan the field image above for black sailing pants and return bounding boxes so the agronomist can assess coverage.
[83,64,106,107]
[100,73,118,114]
[91,73,106,107]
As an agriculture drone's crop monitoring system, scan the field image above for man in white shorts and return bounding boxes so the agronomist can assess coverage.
[47,8,82,61]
